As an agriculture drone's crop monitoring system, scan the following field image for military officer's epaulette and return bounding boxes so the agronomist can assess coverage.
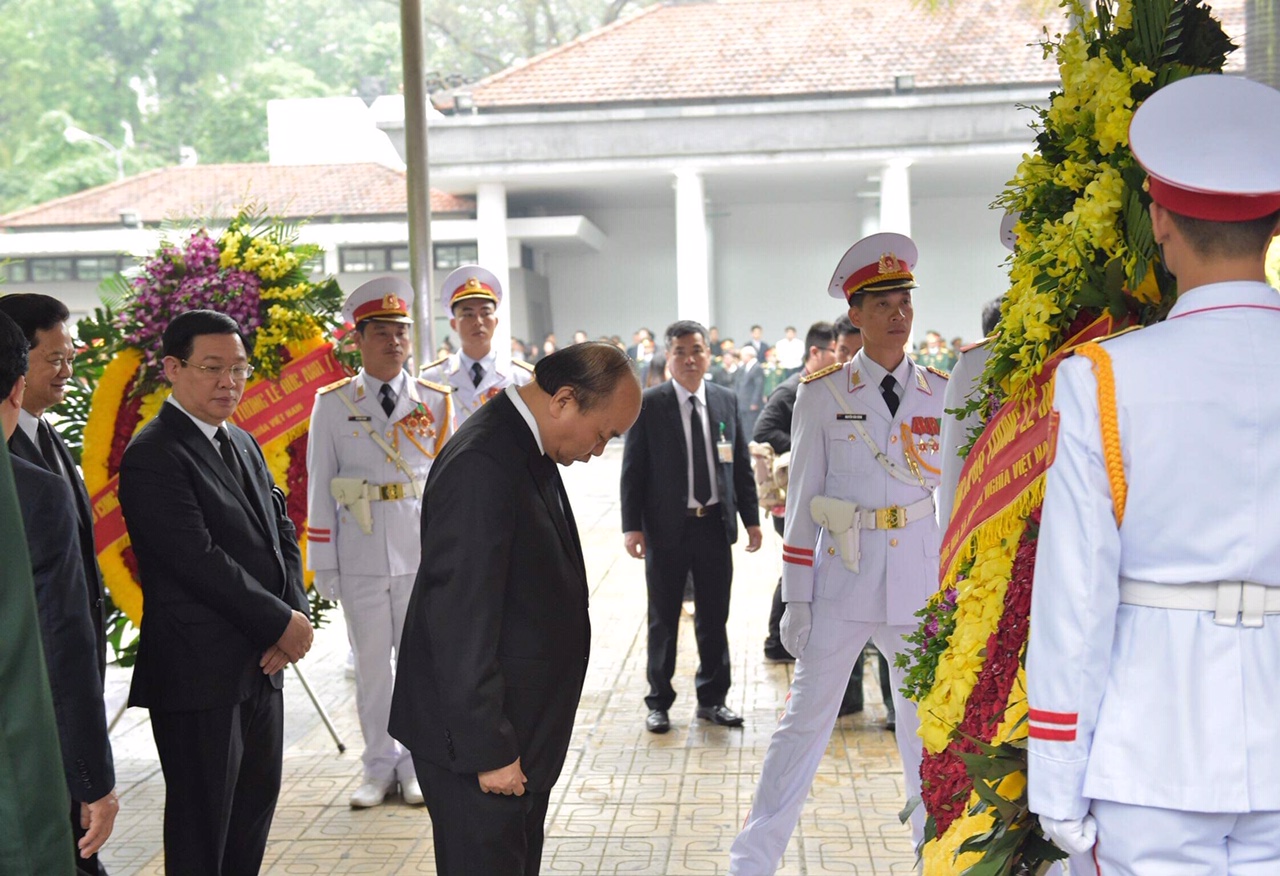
[800,362,843,384]
[317,376,354,395]
[420,354,449,372]
[957,336,993,354]
[926,366,950,380]
[513,359,535,373]
[416,377,451,394]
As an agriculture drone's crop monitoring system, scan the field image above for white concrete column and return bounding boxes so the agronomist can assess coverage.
[673,169,711,327]
[476,182,512,360]
[878,159,912,236]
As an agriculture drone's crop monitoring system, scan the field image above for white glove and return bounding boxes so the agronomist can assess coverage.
[1039,814,1097,856]
[313,570,341,601]
[779,602,812,660]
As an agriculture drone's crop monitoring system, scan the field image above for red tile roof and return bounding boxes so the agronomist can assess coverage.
[0,163,474,229]
[467,0,1248,110]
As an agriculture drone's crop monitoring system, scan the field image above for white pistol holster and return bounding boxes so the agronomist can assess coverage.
[810,495,861,573]
[331,477,374,535]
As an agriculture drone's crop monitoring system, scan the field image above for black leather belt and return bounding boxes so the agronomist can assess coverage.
[686,504,721,518]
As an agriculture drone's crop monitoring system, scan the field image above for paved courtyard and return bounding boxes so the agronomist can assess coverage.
[99,442,916,875]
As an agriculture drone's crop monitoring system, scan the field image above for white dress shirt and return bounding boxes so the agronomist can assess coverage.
[671,379,720,508]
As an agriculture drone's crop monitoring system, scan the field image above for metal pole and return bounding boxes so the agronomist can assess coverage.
[291,663,347,753]
[401,0,435,368]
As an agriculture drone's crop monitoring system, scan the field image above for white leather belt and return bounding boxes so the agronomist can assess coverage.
[1119,578,1280,628]
[366,479,425,501]
[856,495,935,530]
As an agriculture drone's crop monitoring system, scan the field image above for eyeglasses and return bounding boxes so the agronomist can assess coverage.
[180,360,255,381]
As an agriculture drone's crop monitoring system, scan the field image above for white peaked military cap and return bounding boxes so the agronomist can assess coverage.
[342,276,414,325]
[1129,74,1280,221]
[828,232,918,301]
[1000,211,1021,252]
[441,264,502,314]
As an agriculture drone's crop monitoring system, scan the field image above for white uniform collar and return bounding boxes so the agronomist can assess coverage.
[856,350,913,392]
[363,369,408,399]
[1167,280,1280,319]
[504,384,545,456]
[459,349,497,375]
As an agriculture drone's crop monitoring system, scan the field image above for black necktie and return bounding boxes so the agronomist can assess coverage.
[379,383,396,417]
[880,374,899,417]
[689,396,712,507]
[36,418,63,475]
[471,361,485,388]
[215,427,249,493]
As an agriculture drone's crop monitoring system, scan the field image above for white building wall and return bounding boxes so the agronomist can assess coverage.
[542,206,676,342]
[710,199,864,345]
[911,195,1014,345]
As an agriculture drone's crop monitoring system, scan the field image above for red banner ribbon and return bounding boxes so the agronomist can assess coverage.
[91,343,346,556]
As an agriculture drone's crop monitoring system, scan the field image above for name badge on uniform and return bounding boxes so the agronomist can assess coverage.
[836,413,866,421]
[348,415,372,422]
[716,440,733,464]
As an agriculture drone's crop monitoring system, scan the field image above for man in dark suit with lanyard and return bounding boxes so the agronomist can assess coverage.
[621,320,763,734]
[390,343,640,876]
[118,310,312,875]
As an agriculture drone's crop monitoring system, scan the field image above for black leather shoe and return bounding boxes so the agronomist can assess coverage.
[695,704,744,727]
[837,703,864,717]
[763,644,795,664]
[645,709,671,733]
[885,715,896,733]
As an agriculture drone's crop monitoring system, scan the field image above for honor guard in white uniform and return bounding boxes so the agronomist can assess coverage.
[305,277,454,808]
[1028,76,1280,872]
[731,234,945,873]
[418,265,533,427]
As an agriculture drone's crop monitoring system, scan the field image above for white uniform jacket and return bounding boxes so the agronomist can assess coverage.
[1028,281,1280,820]
[419,352,533,428]
[781,351,947,625]
[305,371,453,578]
[937,340,991,528]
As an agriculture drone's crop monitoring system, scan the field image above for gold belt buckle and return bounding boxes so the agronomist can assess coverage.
[379,483,406,501]
[876,505,905,529]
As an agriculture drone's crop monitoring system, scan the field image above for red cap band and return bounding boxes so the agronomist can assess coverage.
[352,297,408,322]
[1149,176,1280,222]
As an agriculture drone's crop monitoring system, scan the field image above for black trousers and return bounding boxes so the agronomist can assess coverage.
[644,511,733,711]
[149,676,282,876]
[415,756,552,876]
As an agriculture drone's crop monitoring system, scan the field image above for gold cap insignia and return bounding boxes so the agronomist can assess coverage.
[382,293,400,310]
[878,253,900,274]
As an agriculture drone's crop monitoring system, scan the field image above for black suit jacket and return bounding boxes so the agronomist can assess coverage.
[752,370,803,454]
[12,456,115,804]
[735,361,765,417]
[9,424,107,675]
[620,380,759,549]
[119,403,307,712]
[389,393,589,793]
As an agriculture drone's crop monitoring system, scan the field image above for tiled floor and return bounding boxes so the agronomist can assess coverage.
[100,442,916,874]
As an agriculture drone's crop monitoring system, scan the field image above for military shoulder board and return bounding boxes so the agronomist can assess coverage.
[317,376,354,395]
[800,363,842,384]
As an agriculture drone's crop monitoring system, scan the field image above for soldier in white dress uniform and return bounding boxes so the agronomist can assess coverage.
[305,277,454,808]
[730,233,946,873]
[1028,76,1280,872]
[419,265,533,427]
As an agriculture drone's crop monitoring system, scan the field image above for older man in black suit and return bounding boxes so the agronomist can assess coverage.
[390,343,641,876]
[0,294,108,677]
[118,310,312,875]
[0,310,116,873]
[621,320,762,734]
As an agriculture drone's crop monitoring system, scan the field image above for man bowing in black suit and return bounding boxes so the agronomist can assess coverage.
[621,320,762,734]
[390,343,641,876]
[118,310,312,875]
